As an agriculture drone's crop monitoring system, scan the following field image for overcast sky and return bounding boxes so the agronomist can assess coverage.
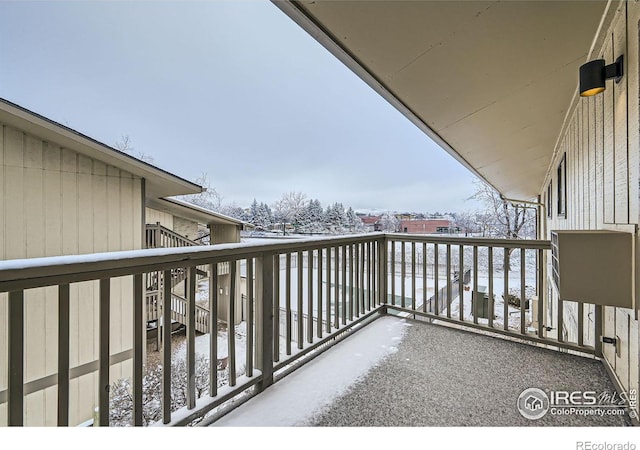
[0,0,480,213]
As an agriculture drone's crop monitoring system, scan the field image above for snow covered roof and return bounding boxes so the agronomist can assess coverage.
[148,197,245,227]
[0,98,203,199]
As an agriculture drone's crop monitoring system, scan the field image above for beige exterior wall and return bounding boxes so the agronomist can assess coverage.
[542,1,639,412]
[210,224,241,244]
[145,207,173,230]
[173,216,198,241]
[210,224,242,324]
[0,122,143,425]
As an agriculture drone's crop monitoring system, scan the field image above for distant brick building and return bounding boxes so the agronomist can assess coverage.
[399,219,456,234]
[359,215,382,231]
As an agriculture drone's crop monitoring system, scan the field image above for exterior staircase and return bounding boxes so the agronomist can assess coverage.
[146,290,210,334]
[145,223,211,334]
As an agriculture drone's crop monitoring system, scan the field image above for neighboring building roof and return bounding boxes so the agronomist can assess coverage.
[147,197,245,227]
[0,98,202,199]
[360,216,381,225]
[400,219,452,226]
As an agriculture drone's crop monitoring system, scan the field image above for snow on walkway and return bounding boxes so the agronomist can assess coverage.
[211,316,410,426]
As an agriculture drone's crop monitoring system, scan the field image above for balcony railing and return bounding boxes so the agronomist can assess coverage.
[0,233,602,426]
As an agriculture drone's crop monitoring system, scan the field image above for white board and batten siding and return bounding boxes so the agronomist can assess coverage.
[0,122,143,426]
[145,207,173,230]
[543,2,639,406]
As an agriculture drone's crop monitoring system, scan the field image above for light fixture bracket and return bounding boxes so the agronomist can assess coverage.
[605,55,624,84]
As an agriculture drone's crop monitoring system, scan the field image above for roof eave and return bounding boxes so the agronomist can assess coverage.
[0,97,202,199]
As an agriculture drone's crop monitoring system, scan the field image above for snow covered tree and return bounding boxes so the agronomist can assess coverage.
[306,199,325,232]
[325,202,347,231]
[249,199,260,224]
[253,202,273,230]
[453,211,476,236]
[114,135,155,164]
[218,203,247,222]
[346,207,359,232]
[273,191,308,234]
[470,179,536,271]
[181,172,224,212]
[470,179,535,240]
[379,212,399,232]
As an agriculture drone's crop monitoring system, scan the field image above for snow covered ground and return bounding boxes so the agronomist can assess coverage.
[212,316,410,426]
[448,274,536,331]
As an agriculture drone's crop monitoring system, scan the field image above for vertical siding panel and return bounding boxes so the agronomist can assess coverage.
[628,4,640,223]
[567,115,573,227]
[77,154,93,255]
[603,36,615,223]
[577,103,583,228]
[23,136,45,425]
[24,134,42,170]
[77,153,95,394]
[571,117,577,228]
[120,174,135,380]
[5,127,25,259]
[61,149,84,424]
[107,166,122,381]
[132,179,142,250]
[91,160,108,416]
[145,207,173,230]
[582,100,589,228]
[61,149,78,255]
[43,143,62,257]
[628,3,640,417]
[93,161,108,253]
[614,22,629,224]
[589,95,597,227]
[595,87,605,229]
[43,143,61,425]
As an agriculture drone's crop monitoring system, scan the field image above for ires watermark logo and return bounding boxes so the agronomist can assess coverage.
[517,387,638,420]
[517,388,550,420]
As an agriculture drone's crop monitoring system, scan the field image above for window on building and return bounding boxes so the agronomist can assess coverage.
[546,180,553,219]
[556,154,566,217]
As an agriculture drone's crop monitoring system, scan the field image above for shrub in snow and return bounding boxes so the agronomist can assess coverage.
[109,354,231,426]
[502,285,535,309]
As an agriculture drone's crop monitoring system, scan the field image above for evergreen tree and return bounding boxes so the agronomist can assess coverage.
[346,207,358,231]
[249,199,259,225]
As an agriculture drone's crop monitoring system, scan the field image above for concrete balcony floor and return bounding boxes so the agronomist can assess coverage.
[212,316,631,427]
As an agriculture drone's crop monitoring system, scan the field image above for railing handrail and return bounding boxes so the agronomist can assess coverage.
[385,233,551,249]
[0,233,386,291]
[146,223,202,248]
[0,233,550,292]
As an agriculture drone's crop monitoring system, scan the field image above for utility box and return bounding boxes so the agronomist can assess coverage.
[472,285,491,319]
[550,230,634,308]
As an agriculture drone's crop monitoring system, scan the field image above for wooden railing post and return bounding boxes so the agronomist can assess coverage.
[378,236,388,309]
[255,252,274,391]
[8,290,24,426]
[594,304,603,358]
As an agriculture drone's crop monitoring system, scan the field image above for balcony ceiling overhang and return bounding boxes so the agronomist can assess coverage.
[273,0,609,199]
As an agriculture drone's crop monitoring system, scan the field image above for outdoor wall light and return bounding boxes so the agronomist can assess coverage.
[579,55,623,97]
